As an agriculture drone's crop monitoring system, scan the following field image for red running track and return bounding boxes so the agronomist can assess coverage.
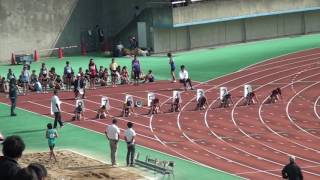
[2,48,320,179]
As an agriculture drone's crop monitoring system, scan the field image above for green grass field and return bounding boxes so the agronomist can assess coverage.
[1,33,320,179]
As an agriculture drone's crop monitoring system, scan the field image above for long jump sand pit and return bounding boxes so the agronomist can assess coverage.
[19,150,143,180]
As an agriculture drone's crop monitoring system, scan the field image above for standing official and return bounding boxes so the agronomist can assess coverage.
[106,118,120,166]
[124,122,136,167]
[51,90,64,128]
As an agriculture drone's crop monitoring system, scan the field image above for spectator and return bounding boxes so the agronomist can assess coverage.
[51,89,64,128]
[179,65,193,90]
[74,74,85,99]
[13,167,37,180]
[121,66,129,84]
[132,55,141,86]
[9,78,18,116]
[7,68,16,82]
[143,70,155,83]
[88,59,97,89]
[21,66,30,95]
[46,123,58,162]
[124,122,136,167]
[48,67,57,89]
[39,63,49,93]
[53,75,63,90]
[29,70,38,91]
[109,58,118,87]
[282,156,303,180]
[0,77,8,93]
[0,135,25,180]
[63,61,74,91]
[105,118,120,167]
[27,163,48,180]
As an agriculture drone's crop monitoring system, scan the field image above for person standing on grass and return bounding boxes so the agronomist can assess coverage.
[64,61,74,91]
[46,123,58,162]
[105,118,120,167]
[51,89,64,128]
[282,156,303,180]
[179,65,193,90]
[109,58,118,87]
[9,78,18,116]
[0,135,25,180]
[21,66,30,95]
[88,59,97,89]
[167,53,176,83]
[124,122,136,167]
[132,55,141,86]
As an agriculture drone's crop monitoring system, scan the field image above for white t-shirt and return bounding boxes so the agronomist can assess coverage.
[124,128,136,144]
[51,95,61,113]
[179,70,189,80]
[106,124,120,140]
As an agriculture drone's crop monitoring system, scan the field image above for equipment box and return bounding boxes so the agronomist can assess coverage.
[15,54,33,64]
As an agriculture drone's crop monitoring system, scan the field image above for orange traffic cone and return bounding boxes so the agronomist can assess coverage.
[58,48,63,59]
[34,50,39,62]
[81,43,86,56]
[11,53,16,65]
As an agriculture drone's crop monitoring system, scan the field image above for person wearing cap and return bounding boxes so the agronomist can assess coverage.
[105,118,120,166]
[74,74,85,99]
[282,156,303,180]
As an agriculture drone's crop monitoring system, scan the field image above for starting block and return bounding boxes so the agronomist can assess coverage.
[101,96,111,110]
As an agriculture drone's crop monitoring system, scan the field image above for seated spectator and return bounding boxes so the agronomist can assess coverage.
[149,98,160,115]
[96,105,109,119]
[27,163,47,180]
[122,99,134,117]
[121,66,129,85]
[34,79,43,93]
[0,77,8,93]
[116,65,121,84]
[0,135,25,180]
[99,67,108,86]
[53,75,63,90]
[143,70,155,83]
[73,102,84,121]
[78,67,84,77]
[196,94,208,110]
[29,70,37,91]
[48,67,57,89]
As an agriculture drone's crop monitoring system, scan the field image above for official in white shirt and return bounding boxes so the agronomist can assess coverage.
[106,118,120,166]
[51,90,64,128]
[179,65,194,90]
[124,122,136,166]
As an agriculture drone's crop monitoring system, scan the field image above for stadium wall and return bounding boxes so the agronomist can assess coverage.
[0,0,103,63]
[152,10,320,53]
[172,0,320,27]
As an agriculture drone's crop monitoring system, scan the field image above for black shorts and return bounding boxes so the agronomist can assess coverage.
[66,73,72,79]
[134,71,140,79]
[111,70,117,77]
[49,144,55,150]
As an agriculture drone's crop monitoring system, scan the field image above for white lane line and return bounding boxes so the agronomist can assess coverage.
[27,100,156,141]
[313,96,320,120]
[286,82,320,139]
[174,56,320,177]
